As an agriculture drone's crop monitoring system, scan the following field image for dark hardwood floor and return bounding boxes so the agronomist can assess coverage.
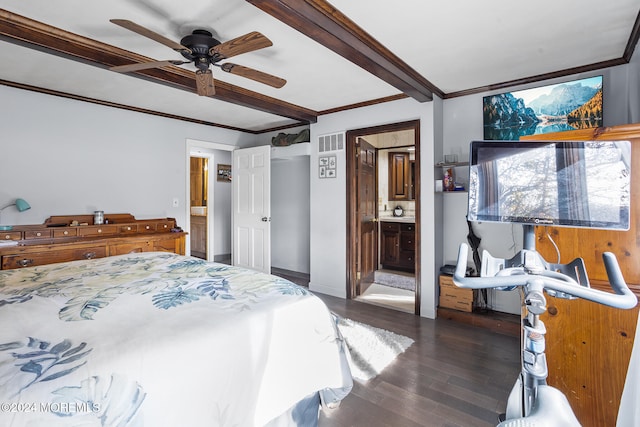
[314,292,521,427]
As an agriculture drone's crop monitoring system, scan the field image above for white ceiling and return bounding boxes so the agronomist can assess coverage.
[1,0,638,132]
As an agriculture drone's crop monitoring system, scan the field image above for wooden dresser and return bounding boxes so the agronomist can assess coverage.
[0,213,186,270]
[522,124,640,427]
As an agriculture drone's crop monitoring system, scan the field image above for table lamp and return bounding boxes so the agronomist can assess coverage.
[0,198,31,231]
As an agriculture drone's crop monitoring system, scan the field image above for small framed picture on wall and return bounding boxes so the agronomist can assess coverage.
[319,155,336,179]
[217,164,231,182]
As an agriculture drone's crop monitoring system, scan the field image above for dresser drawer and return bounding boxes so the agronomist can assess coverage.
[77,225,118,237]
[398,250,415,267]
[380,222,400,232]
[1,246,107,269]
[155,220,174,231]
[110,241,151,255]
[53,228,78,238]
[400,223,415,232]
[400,232,415,250]
[140,223,157,233]
[24,229,52,240]
[119,224,138,233]
[1,231,22,241]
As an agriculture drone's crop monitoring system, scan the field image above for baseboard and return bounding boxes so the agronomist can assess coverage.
[271,267,310,281]
[309,282,346,299]
[214,253,231,263]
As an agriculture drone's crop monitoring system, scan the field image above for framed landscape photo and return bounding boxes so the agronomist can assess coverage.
[483,75,603,140]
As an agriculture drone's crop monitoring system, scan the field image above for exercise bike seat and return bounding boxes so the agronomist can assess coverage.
[497,385,581,427]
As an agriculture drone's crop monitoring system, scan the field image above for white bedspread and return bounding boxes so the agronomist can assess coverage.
[0,252,352,426]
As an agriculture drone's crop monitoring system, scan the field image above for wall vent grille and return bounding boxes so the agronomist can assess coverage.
[318,133,345,153]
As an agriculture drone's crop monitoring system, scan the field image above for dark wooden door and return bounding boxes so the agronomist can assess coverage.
[389,152,410,200]
[356,137,377,295]
[381,228,399,266]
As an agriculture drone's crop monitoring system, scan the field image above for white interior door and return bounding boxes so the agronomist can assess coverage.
[232,145,271,273]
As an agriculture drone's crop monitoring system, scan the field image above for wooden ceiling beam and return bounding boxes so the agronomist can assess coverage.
[247,0,443,102]
[0,9,318,124]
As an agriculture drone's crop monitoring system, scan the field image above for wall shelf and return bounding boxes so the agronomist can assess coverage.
[271,142,311,159]
[435,161,469,167]
[436,161,469,192]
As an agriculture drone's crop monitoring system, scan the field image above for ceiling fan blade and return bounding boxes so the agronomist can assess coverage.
[210,31,272,60]
[195,69,215,96]
[110,60,188,73]
[110,19,191,53]
[220,63,286,88]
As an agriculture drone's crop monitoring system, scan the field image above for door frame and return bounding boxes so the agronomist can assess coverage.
[189,154,212,260]
[185,139,234,261]
[346,120,421,315]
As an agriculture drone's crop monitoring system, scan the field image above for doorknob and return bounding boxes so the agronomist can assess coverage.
[261,217,271,222]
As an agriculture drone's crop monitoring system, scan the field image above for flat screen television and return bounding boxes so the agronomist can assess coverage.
[467,140,631,230]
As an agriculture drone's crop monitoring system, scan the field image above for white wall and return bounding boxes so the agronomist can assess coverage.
[441,48,640,314]
[212,150,232,257]
[0,85,253,230]
[308,97,441,319]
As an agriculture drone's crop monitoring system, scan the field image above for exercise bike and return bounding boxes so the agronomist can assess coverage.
[453,224,638,427]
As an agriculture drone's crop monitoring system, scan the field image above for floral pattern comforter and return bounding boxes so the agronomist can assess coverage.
[0,252,352,426]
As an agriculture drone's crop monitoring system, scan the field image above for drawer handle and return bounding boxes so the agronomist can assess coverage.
[36,232,42,237]
[17,259,34,268]
[97,229,102,233]
[145,225,150,230]
[84,252,97,259]
[4,235,10,239]
[63,230,69,235]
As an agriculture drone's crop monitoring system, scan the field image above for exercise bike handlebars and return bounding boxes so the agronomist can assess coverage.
[453,243,638,310]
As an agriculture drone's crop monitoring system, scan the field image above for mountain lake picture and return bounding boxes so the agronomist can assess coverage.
[483,76,603,140]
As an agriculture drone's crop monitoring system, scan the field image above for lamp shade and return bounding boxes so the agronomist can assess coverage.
[15,198,31,212]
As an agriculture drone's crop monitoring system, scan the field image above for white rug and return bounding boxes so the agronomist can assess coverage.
[336,316,414,381]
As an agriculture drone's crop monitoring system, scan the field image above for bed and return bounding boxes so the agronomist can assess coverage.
[0,252,352,426]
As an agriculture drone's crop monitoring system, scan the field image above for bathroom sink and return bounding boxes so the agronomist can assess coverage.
[190,206,207,216]
[380,216,415,223]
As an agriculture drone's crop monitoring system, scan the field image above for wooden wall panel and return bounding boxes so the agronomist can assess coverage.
[521,123,640,426]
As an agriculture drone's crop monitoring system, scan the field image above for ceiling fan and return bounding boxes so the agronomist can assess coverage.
[109,19,286,96]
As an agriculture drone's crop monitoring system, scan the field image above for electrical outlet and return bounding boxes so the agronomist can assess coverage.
[172,198,179,208]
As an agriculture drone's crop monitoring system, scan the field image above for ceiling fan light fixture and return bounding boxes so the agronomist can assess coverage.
[109,19,285,94]
[180,30,220,57]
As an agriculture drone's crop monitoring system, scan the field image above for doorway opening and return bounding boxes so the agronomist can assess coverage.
[189,156,209,259]
[346,120,420,315]
[186,139,234,265]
